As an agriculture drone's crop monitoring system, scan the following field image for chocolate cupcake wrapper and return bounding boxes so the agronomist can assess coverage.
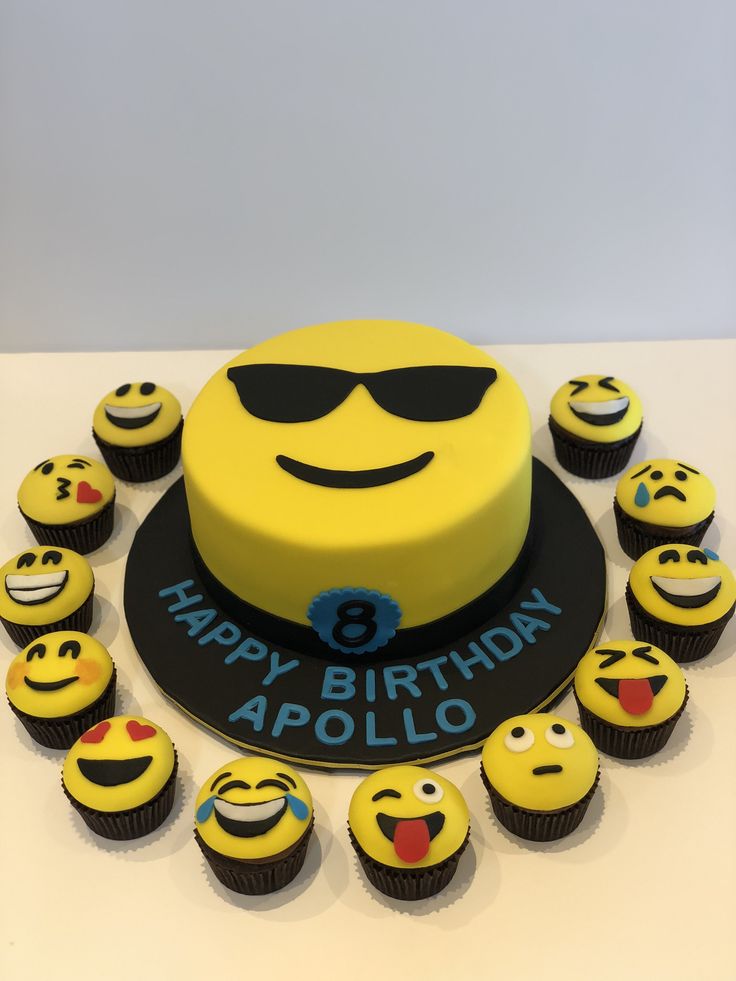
[63,752,178,840]
[613,500,714,561]
[8,667,117,750]
[348,826,469,900]
[93,419,183,483]
[195,820,314,894]
[481,764,599,841]
[20,497,115,555]
[548,417,641,479]
[1,589,94,649]
[626,584,734,663]
[574,688,688,759]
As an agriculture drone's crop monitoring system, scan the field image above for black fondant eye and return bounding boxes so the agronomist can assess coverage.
[372,788,401,802]
[140,382,156,396]
[67,458,91,470]
[687,550,707,565]
[115,384,131,397]
[504,726,535,752]
[413,778,444,804]
[598,376,620,393]
[658,549,681,565]
[650,470,663,481]
[17,552,36,569]
[569,380,589,396]
[42,550,62,565]
[545,723,574,749]
[675,470,687,481]
[41,462,54,475]
[255,778,289,792]
[26,642,46,661]
[633,645,659,665]
[58,639,81,659]
[598,649,626,668]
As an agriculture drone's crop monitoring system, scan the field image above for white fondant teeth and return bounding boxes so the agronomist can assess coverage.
[5,571,68,603]
[214,797,286,823]
[650,576,721,597]
[105,402,162,420]
[568,396,629,416]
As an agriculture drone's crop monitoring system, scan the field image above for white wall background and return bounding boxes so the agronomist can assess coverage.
[1,0,735,352]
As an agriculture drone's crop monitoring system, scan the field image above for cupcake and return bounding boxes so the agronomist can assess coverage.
[62,715,178,840]
[0,546,95,648]
[348,765,470,900]
[614,458,715,560]
[6,631,116,750]
[194,757,314,894]
[627,544,736,662]
[574,640,688,758]
[548,374,642,479]
[481,714,599,842]
[93,382,183,482]
[17,454,115,554]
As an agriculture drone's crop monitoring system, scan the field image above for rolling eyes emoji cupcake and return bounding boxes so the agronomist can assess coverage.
[194,757,314,894]
[627,545,736,662]
[93,382,183,482]
[17,455,116,554]
[6,631,116,750]
[574,641,688,758]
[0,546,95,648]
[480,714,599,842]
[348,765,470,900]
[548,374,642,478]
[614,458,716,560]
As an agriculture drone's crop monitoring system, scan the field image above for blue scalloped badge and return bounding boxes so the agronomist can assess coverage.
[307,587,402,655]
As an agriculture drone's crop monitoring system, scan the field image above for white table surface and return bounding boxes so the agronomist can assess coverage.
[1,340,735,981]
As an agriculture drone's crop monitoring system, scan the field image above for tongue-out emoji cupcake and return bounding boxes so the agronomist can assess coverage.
[348,765,470,900]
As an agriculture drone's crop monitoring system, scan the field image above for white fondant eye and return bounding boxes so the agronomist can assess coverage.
[545,723,574,749]
[413,778,444,804]
[504,725,534,752]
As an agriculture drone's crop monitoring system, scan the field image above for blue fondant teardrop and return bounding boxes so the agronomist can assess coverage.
[704,548,719,561]
[196,795,217,824]
[634,482,650,508]
[286,793,309,821]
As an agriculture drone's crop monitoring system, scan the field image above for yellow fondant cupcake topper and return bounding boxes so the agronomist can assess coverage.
[0,547,94,627]
[93,383,182,448]
[616,459,715,527]
[17,455,114,527]
[550,374,642,443]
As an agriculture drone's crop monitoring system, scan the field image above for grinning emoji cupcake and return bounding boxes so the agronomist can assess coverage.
[93,382,183,482]
[0,546,95,648]
[348,765,470,900]
[17,455,115,554]
[481,714,599,841]
[6,631,116,749]
[548,374,642,479]
[62,715,178,839]
[627,545,736,662]
[614,458,715,560]
[194,757,314,894]
[574,640,688,758]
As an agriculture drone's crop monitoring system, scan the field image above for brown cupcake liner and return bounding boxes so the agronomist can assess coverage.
[626,584,734,663]
[574,687,688,759]
[348,825,469,900]
[548,417,641,479]
[613,499,714,561]
[63,751,178,840]
[93,418,183,482]
[195,819,314,894]
[19,497,115,555]
[1,588,94,649]
[481,764,599,841]
[8,667,117,750]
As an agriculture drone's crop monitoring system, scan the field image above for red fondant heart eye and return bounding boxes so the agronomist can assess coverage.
[126,720,157,741]
[77,481,103,504]
[81,720,111,744]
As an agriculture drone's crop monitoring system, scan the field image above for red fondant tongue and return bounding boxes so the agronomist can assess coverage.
[394,819,430,863]
[77,481,102,504]
[618,678,653,715]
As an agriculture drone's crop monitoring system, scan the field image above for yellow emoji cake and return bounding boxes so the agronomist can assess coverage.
[480,713,599,841]
[549,374,643,478]
[627,545,736,662]
[6,631,116,749]
[93,382,183,482]
[0,546,95,648]
[348,764,470,899]
[17,454,115,554]
[194,757,314,894]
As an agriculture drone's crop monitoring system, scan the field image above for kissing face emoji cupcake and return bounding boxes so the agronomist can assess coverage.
[627,545,736,662]
[348,765,470,900]
[194,757,314,894]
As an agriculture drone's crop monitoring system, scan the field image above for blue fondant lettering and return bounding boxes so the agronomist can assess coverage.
[366,710,398,747]
[159,579,204,612]
[224,637,268,665]
[174,608,217,637]
[520,588,562,616]
[509,612,550,644]
[315,709,355,745]
[321,666,356,701]
[435,698,476,734]
[635,482,650,507]
[383,664,421,700]
[272,702,310,737]
[416,655,450,691]
[403,708,437,744]
[449,642,494,680]
[480,626,523,661]
[228,694,267,731]
[197,620,241,648]
[365,668,376,704]
[286,794,310,821]
[262,651,300,686]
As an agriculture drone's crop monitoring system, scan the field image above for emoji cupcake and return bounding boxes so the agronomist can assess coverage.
[548,375,642,478]
[6,631,116,749]
[62,715,178,839]
[93,382,183,482]
[194,757,314,894]
[0,547,95,648]
[481,714,599,841]
[348,765,470,900]
[17,455,116,554]
[614,458,715,559]
[627,545,736,662]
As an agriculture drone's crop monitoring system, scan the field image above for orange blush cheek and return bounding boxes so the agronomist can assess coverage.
[75,659,102,685]
[7,663,27,690]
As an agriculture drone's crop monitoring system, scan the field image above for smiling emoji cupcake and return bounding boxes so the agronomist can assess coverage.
[481,714,599,841]
[194,757,314,894]
[348,765,470,900]
[627,545,736,662]
[93,382,183,481]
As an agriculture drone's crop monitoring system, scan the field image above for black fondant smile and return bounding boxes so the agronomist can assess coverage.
[532,764,563,775]
[104,403,162,429]
[568,397,629,427]
[4,571,69,605]
[24,675,78,692]
[595,676,667,698]
[275,451,435,489]
[77,756,153,786]
[376,810,445,842]
[213,796,287,837]
[653,486,687,502]
[650,577,721,609]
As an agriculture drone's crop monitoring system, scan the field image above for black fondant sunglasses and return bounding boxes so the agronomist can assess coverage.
[226,364,498,423]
